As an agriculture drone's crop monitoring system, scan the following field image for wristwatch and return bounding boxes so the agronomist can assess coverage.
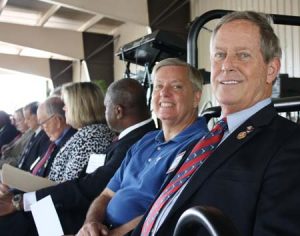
[12,194,23,211]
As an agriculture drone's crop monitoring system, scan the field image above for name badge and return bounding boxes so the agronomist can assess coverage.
[166,151,186,174]
[86,153,106,174]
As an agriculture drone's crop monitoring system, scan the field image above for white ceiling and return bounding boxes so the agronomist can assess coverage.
[0,0,148,71]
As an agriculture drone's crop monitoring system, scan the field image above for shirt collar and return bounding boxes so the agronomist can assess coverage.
[34,126,42,136]
[222,98,271,135]
[155,117,207,144]
[54,127,71,145]
[118,118,153,140]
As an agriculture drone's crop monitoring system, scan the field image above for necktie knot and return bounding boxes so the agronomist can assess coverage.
[212,117,228,133]
[112,136,119,142]
[31,142,56,176]
[141,117,228,236]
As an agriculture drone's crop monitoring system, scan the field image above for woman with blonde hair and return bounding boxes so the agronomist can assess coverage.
[48,82,115,183]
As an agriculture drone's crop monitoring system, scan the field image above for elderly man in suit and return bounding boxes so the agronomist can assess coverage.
[132,11,300,236]
[31,96,77,177]
[0,78,157,236]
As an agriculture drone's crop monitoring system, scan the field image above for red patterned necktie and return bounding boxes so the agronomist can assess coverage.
[31,142,56,176]
[141,118,228,236]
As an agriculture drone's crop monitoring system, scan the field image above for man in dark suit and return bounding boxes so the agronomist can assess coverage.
[132,11,300,236]
[17,102,50,172]
[0,110,20,155]
[0,107,33,168]
[32,96,77,177]
[0,78,156,235]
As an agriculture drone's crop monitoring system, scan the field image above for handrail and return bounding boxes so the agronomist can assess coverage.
[187,10,300,67]
[187,9,231,67]
[173,206,241,236]
[273,96,300,113]
[200,96,300,119]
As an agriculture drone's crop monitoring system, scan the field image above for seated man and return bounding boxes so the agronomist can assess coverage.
[77,58,208,236]
[0,110,20,155]
[0,107,32,168]
[0,95,76,196]
[0,78,156,235]
[32,96,77,177]
[17,102,50,172]
[131,11,300,236]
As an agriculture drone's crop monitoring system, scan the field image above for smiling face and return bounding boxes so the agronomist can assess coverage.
[152,65,201,130]
[210,20,280,115]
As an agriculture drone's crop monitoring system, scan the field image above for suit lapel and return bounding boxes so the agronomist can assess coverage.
[105,120,157,164]
[165,104,277,219]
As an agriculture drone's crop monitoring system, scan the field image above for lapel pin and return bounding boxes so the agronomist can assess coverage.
[246,125,254,133]
[237,126,255,140]
[237,131,247,140]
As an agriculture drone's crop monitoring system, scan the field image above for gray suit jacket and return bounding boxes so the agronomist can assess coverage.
[0,129,34,168]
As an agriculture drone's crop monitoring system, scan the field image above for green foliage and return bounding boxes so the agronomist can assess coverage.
[93,80,108,94]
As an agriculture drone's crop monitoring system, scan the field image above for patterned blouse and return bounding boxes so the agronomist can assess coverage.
[48,123,115,183]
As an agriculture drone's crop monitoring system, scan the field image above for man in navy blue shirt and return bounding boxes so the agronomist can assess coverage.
[77,58,208,236]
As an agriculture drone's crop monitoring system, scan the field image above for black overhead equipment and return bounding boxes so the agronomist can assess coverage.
[116,29,186,106]
[116,29,186,70]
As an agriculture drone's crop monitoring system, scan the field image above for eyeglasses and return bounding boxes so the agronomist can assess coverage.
[38,114,55,126]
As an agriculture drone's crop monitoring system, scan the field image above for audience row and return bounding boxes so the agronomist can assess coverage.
[0,10,300,236]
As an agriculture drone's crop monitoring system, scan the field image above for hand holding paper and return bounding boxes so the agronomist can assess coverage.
[0,183,9,196]
[1,164,57,192]
[0,191,15,216]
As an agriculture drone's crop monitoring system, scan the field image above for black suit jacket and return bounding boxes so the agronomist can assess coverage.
[132,104,300,236]
[0,123,20,152]
[19,130,50,172]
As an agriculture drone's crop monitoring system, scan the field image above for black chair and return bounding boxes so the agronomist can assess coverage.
[173,206,241,236]
[201,106,221,123]
[200,96,300,123]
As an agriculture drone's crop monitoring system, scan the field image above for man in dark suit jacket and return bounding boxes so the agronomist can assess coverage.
[17,102,50,172]
[32,96,77,177]
[132,11,300,236]
[0,110,20,155]
[0,78,156,236]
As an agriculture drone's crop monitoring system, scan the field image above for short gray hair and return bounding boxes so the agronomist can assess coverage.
[44,96,65,118]
[211,11,282,63]
[151,58,203,91]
